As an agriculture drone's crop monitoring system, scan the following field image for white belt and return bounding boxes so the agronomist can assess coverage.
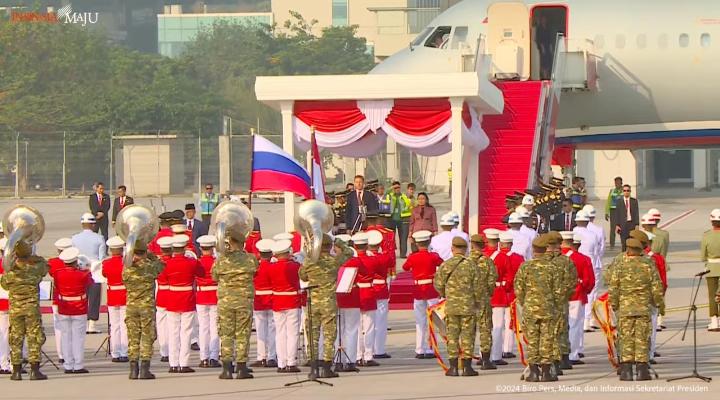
[157,285,170,290]
[108,285,126,291]
[356,283,372,288]
[255,290,273,296]
[273,291,299,296]
[414,279,433,285]
[197,286,217,292]
[707,258,720,263]
[495,281,506,287]
[372,279,386,285]
[59,294,86,301]
[168,286,193,292]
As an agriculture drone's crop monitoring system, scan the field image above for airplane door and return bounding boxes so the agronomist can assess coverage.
[487,2,530,80]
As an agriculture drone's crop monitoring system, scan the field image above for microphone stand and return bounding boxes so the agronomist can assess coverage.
[286,286,332,387]
[666,273,711,382]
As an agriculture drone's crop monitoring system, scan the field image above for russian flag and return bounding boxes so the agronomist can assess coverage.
[251,135,312,199]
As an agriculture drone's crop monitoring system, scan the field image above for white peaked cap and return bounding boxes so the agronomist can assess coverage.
[197,235,217,247]
[483,228,500,239]
[582,204,596,217]
[499,231,514,243]
[335,234,351,243]
[640,214,656,225]
[412,230,432,242]
[255,239,275,253]
[106,236,125,248]
[157,236,174,249]
[508,213,523,224]
[574,210,590,222]
[80,212,96,224]
[271,239,292,255]
[712,209,720,221]
[351,232,369,245]
[439,214,455,226]
[54,237,73,250]
[514,206,530,218]
[522,194,534,206]
[573,234,583,244]
[171,224,187,234]
[367,230,383,246]
[59,247,80,264]
[647,208,661,219]
[559,231,574,241]
[273,232,294,241]
[172,234,189,248]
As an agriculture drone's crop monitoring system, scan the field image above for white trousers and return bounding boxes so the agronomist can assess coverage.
[374,299,389,355]
[584,268,602,321]
[253,310,276,361]
[273,309,300,368]
[338,308,360,363]
[357,310,376,361]
[58,314,86,371]
[156,307,168,357]
[52,305,63,360]
[413,298,439,355]
[502,306,515,353]
[196,305,219,360]
[167,311,195,368]
[0,312,9,371]
[491,307,507,361]
[568,301,584,360]
[650,307,658,359]
[191,311,199,345]
[108,306,128,358]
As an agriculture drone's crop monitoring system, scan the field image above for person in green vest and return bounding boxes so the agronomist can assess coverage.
[381,181,412,258]
[199,183,220,224]
[605,176,624,248]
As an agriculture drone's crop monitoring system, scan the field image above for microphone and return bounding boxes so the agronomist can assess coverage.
[695,270,711,277]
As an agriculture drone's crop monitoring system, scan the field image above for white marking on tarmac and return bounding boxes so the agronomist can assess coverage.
[659,209,695,230]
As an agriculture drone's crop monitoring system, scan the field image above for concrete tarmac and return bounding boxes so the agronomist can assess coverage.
[0,195,718,399]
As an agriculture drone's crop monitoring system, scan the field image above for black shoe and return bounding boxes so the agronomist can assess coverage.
[570,359,585,365]
[58,358,65,364]
[118,357,129,363]
[344,363,359,372]
[560,354,573,370]
[209,359,221,368]
[219,361,234,379]
[356,360,365,367]
[112,357,123,363]
[64,369,74,374]
[0,369,11,375]
[73,368,89,374]
[553,361,563,376]
[415,353,426,359]
[653,352,661,358]
[285,365,301,373]
[461,358,478,377]
[179,367,195,373]
[266,359,278,368]
[502,352,516,359]
[540,364,557,382]
[129,361,139,380]
[374,353,391,359]
[619,362,633,381]
[659,324,667,329]
[250,359,266,368]
[579,353,585,358]
[584,329,594,333]
[636,362,651,381]
[160,356,169,363]
[191,343,200,351]
[492,359,508,366]
[480,352,496,370]
[423,353,436,359]
[364,360,380,367]
[319,361,339,378]
[139,361,155,380]
[199,359,210,368]
[277,367,287,373]
[168,367,179,373]
[235,362,253,379]
[29,363,47,381]
[445,358,459,377]
[526,364,540,382]
[649,359,657,365]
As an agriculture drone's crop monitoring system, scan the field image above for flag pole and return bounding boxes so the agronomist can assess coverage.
[310,126,316,199]
[248,128,255,210]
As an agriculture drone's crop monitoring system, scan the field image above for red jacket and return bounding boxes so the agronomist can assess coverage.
[102,255,127,307]
[402,249,443,300]
[149,228,174,256]
[646,248,668,293]
[562,248,595,303]
[163,254,203,313]
[370,251,392,300]
[346,252,377,311]
[500,247,524,303]
[196,255,218,305]
[48,257,65,306]
[51,265,93,315]
[0,261,8,311]
[482,245,496,258]
[254,259,274,311]
[245,231,262,258]
[488,249,509,307]
[269,258,301,311]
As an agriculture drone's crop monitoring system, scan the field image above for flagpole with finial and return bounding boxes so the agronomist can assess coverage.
[248,128,255,209]
[309,125,316,200]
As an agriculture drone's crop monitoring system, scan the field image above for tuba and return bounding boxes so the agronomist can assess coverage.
[295,199,334,263]
[116,204,159,267]
[2,205,45,270]
[209,201,253,255]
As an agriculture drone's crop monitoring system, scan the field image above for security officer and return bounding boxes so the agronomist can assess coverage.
[546,231,577,374]
[298,234,354,378]
[513,235,558,382]
[102,236,129,362]
[468,234,497,370]
[71,213,107,334]
[380,181,412,258]
[1,241,49,381]
[434,237,479,377]
[124,244,164,380]
[213,234,258,379]
[702,209,720,331]
[200,183,221,224]
[607,238,664,381]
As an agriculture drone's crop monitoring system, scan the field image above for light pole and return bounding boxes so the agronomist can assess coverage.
[24,141,28,191]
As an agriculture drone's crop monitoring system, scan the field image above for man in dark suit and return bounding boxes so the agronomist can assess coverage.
[613,184,640,251]
[111,185,134,227]
[183,203,206,252]
[345,175,379,234]
[89,182,111,241]
[549,199,577,231]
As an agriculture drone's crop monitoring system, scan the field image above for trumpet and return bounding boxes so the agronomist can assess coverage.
[115,204,159,268]
[295,199,334,263]
[2,205,45,270]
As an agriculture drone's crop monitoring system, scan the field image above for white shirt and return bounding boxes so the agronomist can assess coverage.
[520,225,538,244]
[450,228,469,242]
[430,231,456,261]
[572,226,598,268]
[587,221,605,269]
[71,229,106,262]
[509,228,532,260]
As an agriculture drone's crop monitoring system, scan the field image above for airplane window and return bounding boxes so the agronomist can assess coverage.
[412,27,434,47]
[615,34,625,49]
[679,33,689,47]
[451,26,469,49]
[636,34,646,49]
[658,34,668,49]
[594,35,604,49]
[701,33,711,48]
[425,26,452,49]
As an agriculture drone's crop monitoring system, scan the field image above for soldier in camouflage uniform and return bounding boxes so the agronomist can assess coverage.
[434,236,479,377]
[608,238,664,381]
[298,235,354,378]
[123,245,164,380]
[514,235,560,382]
[0,242,49,381]
[213,235,258,379]
[468,234,497,370]
[546,231,577,374]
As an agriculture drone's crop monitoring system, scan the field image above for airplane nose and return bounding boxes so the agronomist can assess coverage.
[369,49,414,75]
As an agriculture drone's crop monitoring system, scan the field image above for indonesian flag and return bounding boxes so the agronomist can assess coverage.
[310,131,326,202]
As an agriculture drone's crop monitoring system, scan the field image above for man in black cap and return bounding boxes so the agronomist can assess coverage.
[183,204,206,252]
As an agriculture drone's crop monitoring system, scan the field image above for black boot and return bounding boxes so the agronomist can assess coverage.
[138,360,155,380]
[540,364,557,382]
[560,354,573,370]
[635,362,651,381]
[219,361,233,379]
[480,352,496,370]
[526,364,540,382]
[129,361,139,380]
[461,358,479,376]
[445,358,459,376]
[553,360,563,376]
[29,363,47,381]
[319,361,339,378]
[619,362,633,381]
[10,364,21,381]
[235,362,253,379]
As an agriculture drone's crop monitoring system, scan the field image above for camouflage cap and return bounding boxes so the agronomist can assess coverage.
[629,229,649,244]
[470,234,485,244]
[322,234,333,246]
[546,231,562,245]
[451,236,468,248]
[626,238,643,249]
[134,241,148,251]
[15,241,32,257]
[532,234,549,248]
